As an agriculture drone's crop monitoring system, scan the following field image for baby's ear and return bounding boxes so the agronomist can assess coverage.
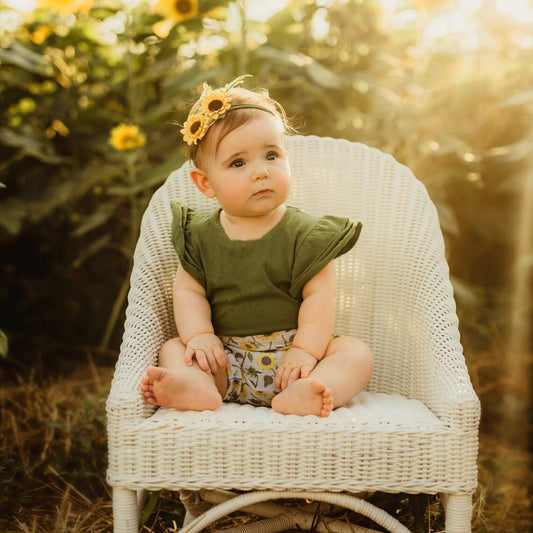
[190,168,215,198]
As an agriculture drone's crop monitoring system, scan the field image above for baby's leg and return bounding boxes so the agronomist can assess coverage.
[141,338,227,411]
[271,337,373,417]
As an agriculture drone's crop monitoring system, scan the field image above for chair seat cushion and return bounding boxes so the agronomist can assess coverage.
[118,391,476,494]
[142,391,445,432]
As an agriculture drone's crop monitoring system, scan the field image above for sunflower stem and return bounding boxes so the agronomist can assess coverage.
[101,4,143,348]
[237,0,248,73]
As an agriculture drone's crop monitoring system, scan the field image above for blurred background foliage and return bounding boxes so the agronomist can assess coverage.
[0,0,532,370]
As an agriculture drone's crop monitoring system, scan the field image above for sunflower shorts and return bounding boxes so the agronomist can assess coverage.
[220,329,297,407]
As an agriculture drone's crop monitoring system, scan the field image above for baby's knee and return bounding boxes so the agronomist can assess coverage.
[341,336,374,371]
[357,338,373,365]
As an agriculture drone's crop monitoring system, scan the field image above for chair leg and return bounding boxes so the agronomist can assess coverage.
[443,493,472,533]
[113,487,140,533]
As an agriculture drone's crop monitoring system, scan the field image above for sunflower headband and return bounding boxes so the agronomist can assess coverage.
[181,75,275,148]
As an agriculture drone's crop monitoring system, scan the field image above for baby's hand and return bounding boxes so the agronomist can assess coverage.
[185,333,227,375]
[275,347,318,392]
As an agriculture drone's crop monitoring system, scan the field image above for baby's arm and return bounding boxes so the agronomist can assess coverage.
[173,265,227,374]
[275,262,337,391]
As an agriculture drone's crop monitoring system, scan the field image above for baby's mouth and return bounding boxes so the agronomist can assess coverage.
[253,188,273,197]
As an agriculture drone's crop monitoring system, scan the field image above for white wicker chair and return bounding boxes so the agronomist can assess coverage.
[106,135,480,533]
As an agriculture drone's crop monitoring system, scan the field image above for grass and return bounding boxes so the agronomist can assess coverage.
[0,345,531,533]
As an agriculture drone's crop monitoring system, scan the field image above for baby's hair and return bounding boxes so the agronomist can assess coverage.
[188,87,292,166]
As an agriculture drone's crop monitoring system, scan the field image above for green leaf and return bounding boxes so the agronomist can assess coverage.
[450,277,484,310]
[71,202,117,238]
[0,42,54,76]
[304,60,343,89]
[139,491,160,527]
[0,331,8,359]
[107,155,185,196]
[161,65,230,100]
[0,198,26,236]
[0,127,69,165]
[484,135,533,164]
[72,234,112,268]
[256,47,342,88]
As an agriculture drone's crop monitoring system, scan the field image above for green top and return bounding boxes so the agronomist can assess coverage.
[171,202,362,336]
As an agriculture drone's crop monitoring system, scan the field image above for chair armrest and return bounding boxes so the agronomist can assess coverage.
[106,256,176,427]
[414,291,481,432]
[106,307,167,425]
[107,184,178,426]
[429,348,480,432]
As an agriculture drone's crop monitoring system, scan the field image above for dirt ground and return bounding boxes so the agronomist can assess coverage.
[0,346,531,533]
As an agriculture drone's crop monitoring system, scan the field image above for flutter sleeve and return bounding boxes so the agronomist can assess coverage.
[170,201,206,287]
[290,215,362,298]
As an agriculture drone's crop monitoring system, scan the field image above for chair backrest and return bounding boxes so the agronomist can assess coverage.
[130,135,460,399]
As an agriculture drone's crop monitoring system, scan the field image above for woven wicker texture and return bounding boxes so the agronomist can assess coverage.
[106,136,480,532]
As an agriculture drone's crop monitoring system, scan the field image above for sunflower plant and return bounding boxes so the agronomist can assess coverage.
[154,0,199,23]
[109,124,146,151]
[0,0,233,358]
[37,0,95,15]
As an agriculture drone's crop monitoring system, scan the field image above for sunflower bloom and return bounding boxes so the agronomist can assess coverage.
[199,89,232,119]
[109,124,146,151]
[38,0,94,15]
[181,114,208,146]
[155,0,198,23]
[257,353,277,371]
[31,25,53,44]
[239,339,257,352]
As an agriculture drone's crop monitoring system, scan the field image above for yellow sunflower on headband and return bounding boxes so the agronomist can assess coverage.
[198,89,232,119]
[181,113,208,146]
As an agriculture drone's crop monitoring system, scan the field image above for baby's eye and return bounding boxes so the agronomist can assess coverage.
[266,151,278,161]
[231,159,244,168]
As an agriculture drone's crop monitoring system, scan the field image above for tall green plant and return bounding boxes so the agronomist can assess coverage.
[0,0,231,355]
[1,0,531,362]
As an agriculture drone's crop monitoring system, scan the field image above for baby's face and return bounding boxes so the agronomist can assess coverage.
[199,113,291,219]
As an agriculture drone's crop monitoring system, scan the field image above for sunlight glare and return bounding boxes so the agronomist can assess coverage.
[246,0,287,22]
[2,0,35,11]
[422,9,479,49]
[495,0,533,23]
[411,0,533,49]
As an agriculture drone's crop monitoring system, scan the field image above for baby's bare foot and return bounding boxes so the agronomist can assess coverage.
[271,379,333,417]
[141,367,222,411]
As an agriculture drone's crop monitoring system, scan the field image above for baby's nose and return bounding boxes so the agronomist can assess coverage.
[251,163,269,180]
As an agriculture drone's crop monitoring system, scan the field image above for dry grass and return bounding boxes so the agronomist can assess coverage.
[0,346,531,533]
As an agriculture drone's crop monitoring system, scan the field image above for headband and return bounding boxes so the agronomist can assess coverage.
[181,74,275,148]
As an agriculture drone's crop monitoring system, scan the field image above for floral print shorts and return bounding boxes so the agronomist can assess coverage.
[220,329,296,407]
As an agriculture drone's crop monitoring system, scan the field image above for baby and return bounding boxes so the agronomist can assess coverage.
[141,76,373,417]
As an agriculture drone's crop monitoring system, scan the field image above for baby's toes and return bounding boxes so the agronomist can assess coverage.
[321,386,333,417]
[321,398,333,417]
